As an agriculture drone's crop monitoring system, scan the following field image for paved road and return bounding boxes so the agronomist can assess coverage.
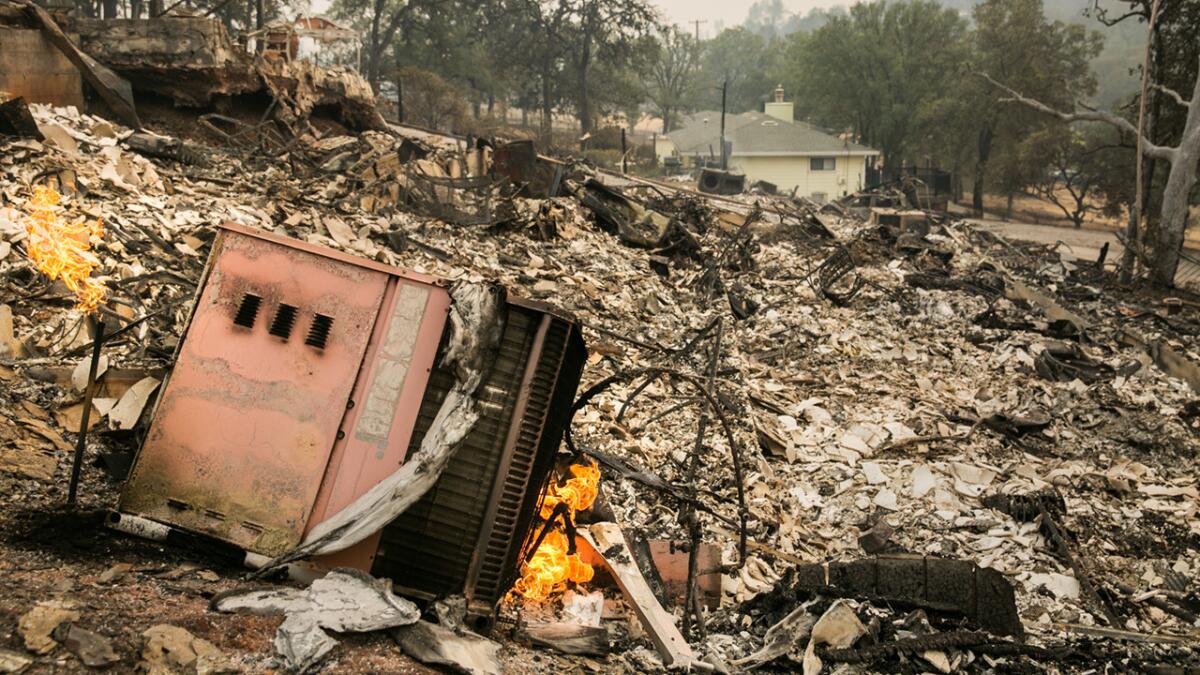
[966,218,1119,262]
[965,218,1200,287]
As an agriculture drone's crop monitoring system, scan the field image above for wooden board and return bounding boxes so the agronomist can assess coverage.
[582,522,707,670]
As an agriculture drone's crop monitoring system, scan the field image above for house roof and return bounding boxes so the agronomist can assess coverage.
[667,111,878,157]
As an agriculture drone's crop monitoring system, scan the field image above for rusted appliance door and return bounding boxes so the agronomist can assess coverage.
[120,230,388,555]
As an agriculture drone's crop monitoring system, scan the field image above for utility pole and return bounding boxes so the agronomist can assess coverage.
[689,19,707,41]
[719,78,727,170]
[621,128,628,174]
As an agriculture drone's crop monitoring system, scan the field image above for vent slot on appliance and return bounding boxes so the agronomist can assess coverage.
[306,314,333,350]
[233,293,262,328]
[269,304,298,340]
[372,309,537,597]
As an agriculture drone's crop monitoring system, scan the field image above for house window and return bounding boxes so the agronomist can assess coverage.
[811,192,828,203]
[810,157,836,171]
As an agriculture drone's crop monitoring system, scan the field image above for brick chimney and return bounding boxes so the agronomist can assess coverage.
[764,84,794,122]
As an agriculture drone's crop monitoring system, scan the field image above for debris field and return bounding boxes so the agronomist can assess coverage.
[1,11,1199,675]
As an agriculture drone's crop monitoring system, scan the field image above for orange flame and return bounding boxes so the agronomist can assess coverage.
[513,529,594,600]
[515,462,601,601]
[539,461,600,519]
[24,186,106,314]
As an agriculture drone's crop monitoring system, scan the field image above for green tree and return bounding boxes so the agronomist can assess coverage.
[966,0,1102,215]
[560,0,657,135]
[1019,127,1103,228]
[394,66,469,131]
[483,0,654,139]
[486,0,574,139]
[777,0,970,167]
[694,27,776,113]
[330,0,449,88]
[1077,123,1137,222]
[643,26,701,133]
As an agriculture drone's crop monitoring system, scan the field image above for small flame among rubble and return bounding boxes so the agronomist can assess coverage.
[514,462,601,601]
[24,186,107,314]
[539,461,600,519]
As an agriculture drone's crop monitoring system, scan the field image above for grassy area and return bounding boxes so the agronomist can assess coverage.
[964,192,1200,248]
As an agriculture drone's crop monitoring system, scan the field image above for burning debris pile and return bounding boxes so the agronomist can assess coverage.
[515,462,601,602]
[1,75,1199,675]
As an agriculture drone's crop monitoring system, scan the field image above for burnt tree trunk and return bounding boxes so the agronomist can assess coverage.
[540,70,553,143]
[365,0,384,86]
[972,122,994,217]
[576,33,593,142]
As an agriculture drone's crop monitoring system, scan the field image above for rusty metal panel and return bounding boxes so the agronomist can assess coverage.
[120,230,388,555]
[306,278,450,570]
[0,28,85,108]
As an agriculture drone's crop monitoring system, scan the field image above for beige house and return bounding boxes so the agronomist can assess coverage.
[656,88,879,202]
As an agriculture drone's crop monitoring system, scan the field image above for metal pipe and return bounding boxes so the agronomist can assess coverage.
[67,319,105,505]
[106,511,170,541]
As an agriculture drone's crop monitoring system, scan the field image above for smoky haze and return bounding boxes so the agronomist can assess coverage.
[653,0,834,32]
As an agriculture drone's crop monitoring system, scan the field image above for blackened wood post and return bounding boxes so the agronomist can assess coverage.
[67,320,105,505]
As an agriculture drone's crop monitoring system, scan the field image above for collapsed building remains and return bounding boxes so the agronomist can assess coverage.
[0,9,1199,675]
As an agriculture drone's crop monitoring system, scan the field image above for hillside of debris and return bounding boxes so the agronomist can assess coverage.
[1,90,1199,675]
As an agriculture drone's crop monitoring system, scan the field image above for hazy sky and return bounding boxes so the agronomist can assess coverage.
[652,0,836,35]
[303,0,842,37]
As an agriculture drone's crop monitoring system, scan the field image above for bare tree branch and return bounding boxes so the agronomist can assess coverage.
[980,72,1177,161]
[1151,82,1189,109]
[1088,0,1146,27]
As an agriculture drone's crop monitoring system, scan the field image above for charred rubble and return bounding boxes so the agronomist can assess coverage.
[0,16,1199,675]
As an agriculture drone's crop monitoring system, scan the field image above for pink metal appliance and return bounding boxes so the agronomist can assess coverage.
[116,222,586,622]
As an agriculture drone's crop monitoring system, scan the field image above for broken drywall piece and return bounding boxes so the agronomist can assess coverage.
[18,601,80,654]
[911,465,935,498]
[0,647,32,673]
[71,353,108,391]
[108,376,159,429]
[801,600,867,675]
[873,487,898,510]
[37,122,79,155]
[212,569,420,673]
[393,620,503,675]
[861,461,888,485]
[141,624,233,674]
[322,217,355,248]
[275,613,337,673]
